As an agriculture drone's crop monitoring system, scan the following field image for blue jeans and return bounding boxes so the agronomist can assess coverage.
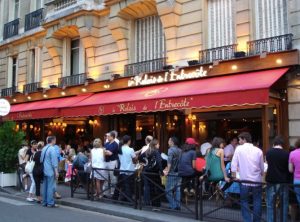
[295,185,300,206]
[143,174,150,205]
[266,184,288,222]
[42,175,55,206]
[240,184,262,222]
[165,174,181,209]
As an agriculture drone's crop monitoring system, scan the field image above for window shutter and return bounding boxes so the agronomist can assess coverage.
[208,0,235,48]
[135,15,165,63]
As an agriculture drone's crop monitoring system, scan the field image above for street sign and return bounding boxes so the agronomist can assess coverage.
[0,99,11,116]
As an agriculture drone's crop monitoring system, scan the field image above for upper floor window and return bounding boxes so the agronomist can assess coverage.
[30,49,35,83]
[254,0,288,39]
[14,0,20,19]
[71,39,80,75]
[12,57,17,87]
[135,15,165,62]
[207,0,235,48]
[28,48,41,83]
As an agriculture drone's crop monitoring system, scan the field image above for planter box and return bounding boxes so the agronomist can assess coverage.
[0,172,17,187]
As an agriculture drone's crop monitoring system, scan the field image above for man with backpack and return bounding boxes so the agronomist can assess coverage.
[164,137,181,210]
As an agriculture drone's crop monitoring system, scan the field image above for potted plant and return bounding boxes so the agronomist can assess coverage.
[0,121,25,187]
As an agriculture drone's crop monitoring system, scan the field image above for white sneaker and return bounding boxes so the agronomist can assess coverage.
[26,197,34,202]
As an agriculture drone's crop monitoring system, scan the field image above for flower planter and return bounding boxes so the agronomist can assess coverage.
[0,172,17,187]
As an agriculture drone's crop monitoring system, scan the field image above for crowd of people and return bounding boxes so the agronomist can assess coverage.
[17,130,300,221]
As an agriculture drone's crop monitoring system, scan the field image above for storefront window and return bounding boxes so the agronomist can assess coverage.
[189,109,263,147]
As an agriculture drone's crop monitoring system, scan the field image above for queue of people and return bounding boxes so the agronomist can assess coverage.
[17,130,300,219]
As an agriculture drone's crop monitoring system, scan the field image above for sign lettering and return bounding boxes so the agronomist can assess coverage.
[17,112,33,119]
[154,98,191,110]
[117,103,136,112]
[128,67,207,87]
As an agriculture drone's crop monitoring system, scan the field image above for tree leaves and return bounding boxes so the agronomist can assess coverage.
[0,121,25,173]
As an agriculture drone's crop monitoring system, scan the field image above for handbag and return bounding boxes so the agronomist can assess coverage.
[84,162,92,173]
[25,154,35,174]
[113,159,120,176]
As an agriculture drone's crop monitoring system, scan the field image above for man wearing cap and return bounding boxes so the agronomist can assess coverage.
[178,138,197,196]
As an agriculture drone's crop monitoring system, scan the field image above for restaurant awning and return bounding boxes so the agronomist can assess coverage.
[60,68,288,117]
[6,94,91,120]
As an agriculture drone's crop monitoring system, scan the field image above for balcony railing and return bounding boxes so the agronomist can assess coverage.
[25,8,44,31]
[199,44,237,64]
[23,82,42,94]
[124,58,167,77]
[54,0,77,11]
[247,34,293,56]
[3,19,19,40]
[58,73,87,88]
[1,86,17,97]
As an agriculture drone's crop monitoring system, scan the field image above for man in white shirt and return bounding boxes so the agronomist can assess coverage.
[135,135,153,156]
[115,135,136,201]
[231,132,264,222]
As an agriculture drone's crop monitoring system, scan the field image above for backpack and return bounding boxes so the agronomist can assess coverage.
[145,152,159,172]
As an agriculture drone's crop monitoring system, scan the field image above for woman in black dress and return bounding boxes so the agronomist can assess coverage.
[140,139,163,208]
[33,141,44,203]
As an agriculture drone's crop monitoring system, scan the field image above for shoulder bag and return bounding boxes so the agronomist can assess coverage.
[25,154,35,174]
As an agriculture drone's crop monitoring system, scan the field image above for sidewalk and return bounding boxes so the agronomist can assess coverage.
[0,184,200,222]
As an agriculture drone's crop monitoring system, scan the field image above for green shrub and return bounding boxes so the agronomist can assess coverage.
[0,121,25,173]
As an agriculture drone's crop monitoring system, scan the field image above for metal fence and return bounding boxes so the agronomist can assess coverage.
[70,168,300,221]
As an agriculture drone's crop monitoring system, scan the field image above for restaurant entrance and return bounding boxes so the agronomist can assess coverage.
[102,103,282,153]
[106,111,186,152]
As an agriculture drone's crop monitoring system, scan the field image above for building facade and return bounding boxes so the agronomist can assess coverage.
[0,0,300,151]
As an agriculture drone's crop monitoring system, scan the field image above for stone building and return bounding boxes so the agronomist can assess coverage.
[0,0,299,150]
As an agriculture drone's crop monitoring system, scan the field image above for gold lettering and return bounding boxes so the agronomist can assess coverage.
[154,98,190,110]
[128,67,208,87]
[118,103,136,112]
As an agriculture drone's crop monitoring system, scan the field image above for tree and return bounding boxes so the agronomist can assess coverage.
[0,121,25,173]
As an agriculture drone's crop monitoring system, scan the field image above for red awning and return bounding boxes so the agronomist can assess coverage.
[6,94,91,120]
[61,68,288,117]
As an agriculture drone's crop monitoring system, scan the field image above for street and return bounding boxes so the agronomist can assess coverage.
[0,196,140,222]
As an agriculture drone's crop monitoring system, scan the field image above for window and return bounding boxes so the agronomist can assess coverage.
[71,39,80,75]
[207,0,235,48]
[14,0,19,19]
[29,49,41,83]
[135,15,165,62]
[254,0,288,39]
[30,49,35,83]
[12,57,17,87]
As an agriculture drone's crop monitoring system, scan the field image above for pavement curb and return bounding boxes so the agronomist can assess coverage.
[57,200,149,222]
[57,199,199,222]
[0,189,200,222]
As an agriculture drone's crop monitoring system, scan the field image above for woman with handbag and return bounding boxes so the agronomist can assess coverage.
[33,141,44,203]
[25,140,37,202]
